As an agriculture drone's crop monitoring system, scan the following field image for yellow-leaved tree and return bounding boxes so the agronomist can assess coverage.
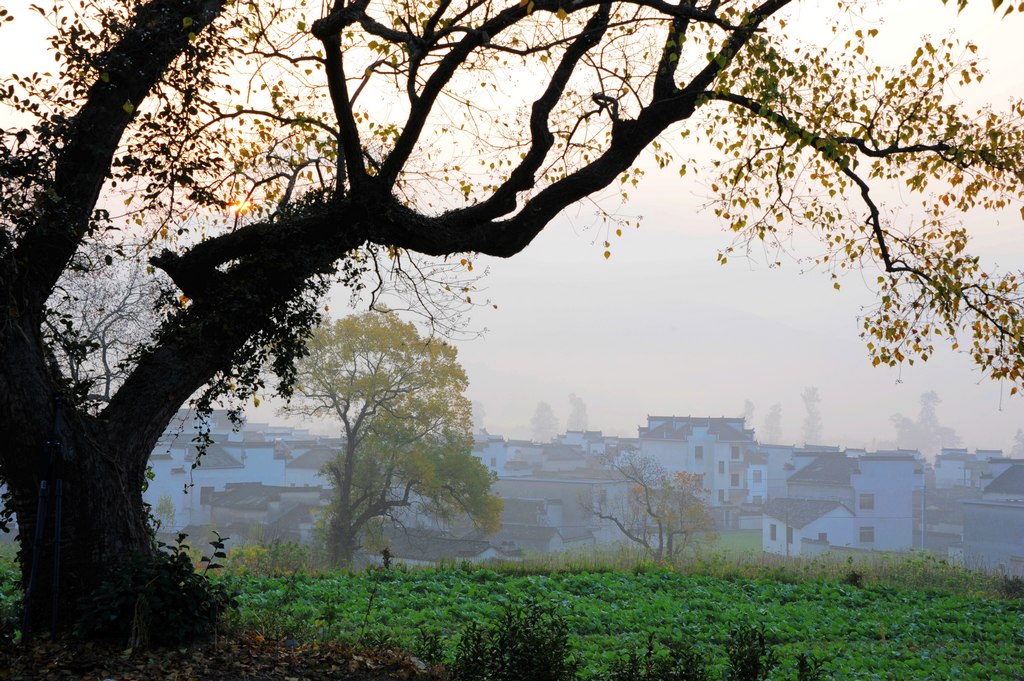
[284,311,500,566]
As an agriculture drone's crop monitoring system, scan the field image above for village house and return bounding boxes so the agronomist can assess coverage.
[762,451,923,556]
[491,472,634,549]
[962,461,1024,575]
[637,415,758,527]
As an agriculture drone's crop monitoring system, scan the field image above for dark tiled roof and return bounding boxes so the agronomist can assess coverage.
[787,455,856,486]
[267,503,316,530]
[185,444,243,469]
[500,498,547,524]
[491,524,560,542]
[639,416,754,442]
[208,482,326,511]
[763,498,851,528]
[984,464,1024,496]
[558,526,595,542]
[746,451,768,465]
[381,526,492,562]
[543,444,585,460]
[287,445,336,470]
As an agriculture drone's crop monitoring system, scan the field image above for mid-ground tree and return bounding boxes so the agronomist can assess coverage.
[283,312,501,566]
[590,450,716,562]
[2,0,1023,635]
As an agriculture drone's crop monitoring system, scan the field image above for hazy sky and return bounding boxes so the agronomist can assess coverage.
[369,0,1024,449]
[4,0,1024,451]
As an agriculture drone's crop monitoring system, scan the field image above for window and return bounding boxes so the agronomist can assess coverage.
[769,524,777,541]
[817,532,828,542]
[717,489,726,502]
[731,445,740,460]
[859,526,875,543]
[859,493,875,510]
[752,495,763,505]
[730,473,740,487]
[490,457,497,467]
[718,461,725,474]
[695,445,704,461]
[786,527,793,544]
[752,470,763,483]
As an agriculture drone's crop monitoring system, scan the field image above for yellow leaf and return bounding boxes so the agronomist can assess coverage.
[603,250,611,260]
[556,7,568,20]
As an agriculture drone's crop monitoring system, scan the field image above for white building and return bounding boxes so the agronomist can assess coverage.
[962,462,1024,574]
[763,451,922,554]
[762,498,855,556]
[638,416,757,526]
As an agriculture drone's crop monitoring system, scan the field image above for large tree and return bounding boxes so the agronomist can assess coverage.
[284,312,500,566]
[2,0,1023,633]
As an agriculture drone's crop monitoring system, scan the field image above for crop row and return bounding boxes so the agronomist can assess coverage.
[223,568,1024,680]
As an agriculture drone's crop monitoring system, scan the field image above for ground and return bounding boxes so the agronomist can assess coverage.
[0,633,439,681]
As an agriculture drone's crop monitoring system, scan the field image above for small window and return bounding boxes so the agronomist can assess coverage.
[786,527,793,544]
[859,526,875,543]
[818,532,828,542]
[859,493,875,510]
[695,445,704,461]
[753,495,763,505]
[718,489,726,502]
[731,473,740,487]
[718,461,725,474]
[769,524,777,541]
[490,457,497,467]
[731,446,740,460]
[753,470,763,483]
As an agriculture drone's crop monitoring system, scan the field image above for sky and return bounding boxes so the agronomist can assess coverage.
[378,0,1024,449]
[3,0,1024,451]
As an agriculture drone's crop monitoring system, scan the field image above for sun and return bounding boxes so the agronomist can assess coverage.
[229,198,252,215]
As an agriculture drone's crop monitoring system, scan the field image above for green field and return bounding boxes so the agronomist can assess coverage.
[223,567,1024,680]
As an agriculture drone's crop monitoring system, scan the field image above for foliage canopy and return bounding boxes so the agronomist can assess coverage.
[285,312,500,565]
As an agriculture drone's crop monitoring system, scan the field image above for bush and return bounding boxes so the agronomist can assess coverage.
[724,626,778,681]
[75,533,235,647]
[998,574,1024,600]
[449,596,578,681]
[0,560,21,645]
[607,636,710,681]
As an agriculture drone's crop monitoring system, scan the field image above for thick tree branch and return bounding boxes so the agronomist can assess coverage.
[12,0,228,317]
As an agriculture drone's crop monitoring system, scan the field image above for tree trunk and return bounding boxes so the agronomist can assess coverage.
[327,516,359,567]
[5,412,152,635]
[0,320,164,636]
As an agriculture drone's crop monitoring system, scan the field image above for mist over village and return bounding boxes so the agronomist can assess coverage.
[3,0,1024,678]
[104,386,1022,576]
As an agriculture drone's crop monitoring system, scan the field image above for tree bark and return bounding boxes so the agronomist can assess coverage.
[1,321,153,634]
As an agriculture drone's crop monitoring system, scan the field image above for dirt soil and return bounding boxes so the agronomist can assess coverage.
[0,633,440,680]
